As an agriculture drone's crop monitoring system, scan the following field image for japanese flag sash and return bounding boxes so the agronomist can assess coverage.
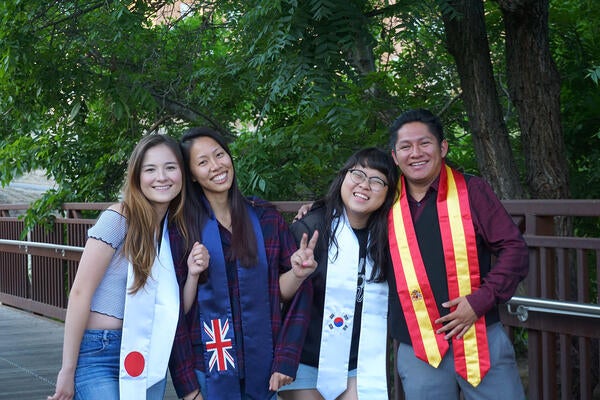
[119,216,179,399]
[316,213,388,400]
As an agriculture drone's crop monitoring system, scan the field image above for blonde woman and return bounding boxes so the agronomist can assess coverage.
[48,134,204,400]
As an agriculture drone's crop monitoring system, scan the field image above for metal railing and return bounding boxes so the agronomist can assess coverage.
[0,239,84,260]
[498,201,600,400]
[507,296,600,321]
[1,200,599,399]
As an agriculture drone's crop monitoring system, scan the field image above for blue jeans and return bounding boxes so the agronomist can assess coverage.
[396,323,525,400]
[74,329,166,400]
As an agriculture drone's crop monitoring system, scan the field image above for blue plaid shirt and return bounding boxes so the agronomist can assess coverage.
[168,198,313,398]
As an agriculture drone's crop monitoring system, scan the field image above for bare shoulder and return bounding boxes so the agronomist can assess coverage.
[107,202,124,214]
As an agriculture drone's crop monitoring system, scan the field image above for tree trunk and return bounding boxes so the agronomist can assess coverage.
[441,0,525,199]
[497,0,570,199]
[348,27,401,128]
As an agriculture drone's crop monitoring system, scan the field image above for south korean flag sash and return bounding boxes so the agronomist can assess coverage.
[119,216,179,399]
[316,213,389,400]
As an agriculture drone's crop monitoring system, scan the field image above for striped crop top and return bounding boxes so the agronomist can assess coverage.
[88,209,129,319]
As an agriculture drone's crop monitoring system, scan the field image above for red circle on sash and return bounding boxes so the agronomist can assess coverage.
[333,317,344,327]
[124,351,145,377]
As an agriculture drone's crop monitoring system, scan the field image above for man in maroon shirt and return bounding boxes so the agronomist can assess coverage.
[387,108,528,399]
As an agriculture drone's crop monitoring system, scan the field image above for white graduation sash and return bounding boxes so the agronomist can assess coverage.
[356,260,388,399]
[119,217,180,399]
[316,213,388,400]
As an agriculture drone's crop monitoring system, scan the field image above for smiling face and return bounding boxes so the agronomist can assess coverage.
[139,143,183,214]
[340,165,389,228]
[391,121,448,193]
[187,136,234,199]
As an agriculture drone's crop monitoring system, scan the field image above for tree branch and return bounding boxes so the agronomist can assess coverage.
[35,1,106,33]
[364,2,406,18]
[145,115,170,134]
[149,92,234,140]
[438,91,462,116]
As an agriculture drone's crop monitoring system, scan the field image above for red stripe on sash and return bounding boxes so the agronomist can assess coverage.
[389,176,448,367]
[437,165,489,386]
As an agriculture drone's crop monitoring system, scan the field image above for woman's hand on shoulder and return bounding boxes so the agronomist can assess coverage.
[292,203,313,222]
[290,231,319,279]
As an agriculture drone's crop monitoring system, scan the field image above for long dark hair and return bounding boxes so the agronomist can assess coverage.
[180,127,258,267]
[316,147,399,282]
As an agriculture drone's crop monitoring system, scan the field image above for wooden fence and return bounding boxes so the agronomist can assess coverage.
[1,200,599,399]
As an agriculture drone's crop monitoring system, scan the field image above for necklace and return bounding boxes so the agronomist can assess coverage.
[217,217,232,231]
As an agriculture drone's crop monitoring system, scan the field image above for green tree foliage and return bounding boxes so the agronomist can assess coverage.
[0,0,598,229]
[1,2,161,199]
[550,0,600,199]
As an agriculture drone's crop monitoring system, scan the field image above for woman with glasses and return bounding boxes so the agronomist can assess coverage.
[279,148,399,400]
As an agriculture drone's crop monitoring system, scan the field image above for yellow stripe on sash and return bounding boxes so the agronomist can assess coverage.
[439,165,487,386]
[463,327,482,385]
[445,169,472,296]
[391,202,443,366]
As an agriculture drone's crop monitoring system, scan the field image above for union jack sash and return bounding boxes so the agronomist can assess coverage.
[198,203,273,400]
[203,318,235,372]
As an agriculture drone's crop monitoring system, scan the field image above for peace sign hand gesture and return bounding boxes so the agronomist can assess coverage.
[290,231,319,280]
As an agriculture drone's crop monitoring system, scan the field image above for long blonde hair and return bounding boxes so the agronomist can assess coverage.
[121,134,188,293]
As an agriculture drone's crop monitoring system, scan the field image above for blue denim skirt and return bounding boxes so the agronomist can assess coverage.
[74,329,166,400]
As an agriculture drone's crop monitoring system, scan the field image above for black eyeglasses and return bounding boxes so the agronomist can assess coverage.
[347,169,388,192]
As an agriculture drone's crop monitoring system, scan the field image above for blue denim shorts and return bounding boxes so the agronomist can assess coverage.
[74,329,166,400]
[278,363,357,391]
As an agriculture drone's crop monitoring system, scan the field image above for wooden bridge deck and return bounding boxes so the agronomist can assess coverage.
[0,304,178,400]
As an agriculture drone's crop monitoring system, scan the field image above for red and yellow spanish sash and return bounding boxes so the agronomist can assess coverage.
[388,163,490,386]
